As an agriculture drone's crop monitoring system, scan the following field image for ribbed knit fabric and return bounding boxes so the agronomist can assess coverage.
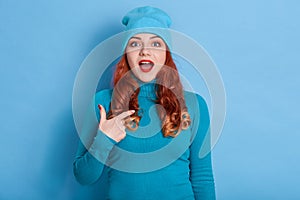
[73,82,216,200]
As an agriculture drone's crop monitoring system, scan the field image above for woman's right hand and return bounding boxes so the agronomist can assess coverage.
[98,104,135,143]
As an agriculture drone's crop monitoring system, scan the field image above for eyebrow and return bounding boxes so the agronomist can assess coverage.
[130,36,142,40]
[129,36,161,40]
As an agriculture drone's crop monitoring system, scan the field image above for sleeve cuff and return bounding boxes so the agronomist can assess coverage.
[88,130,116,164]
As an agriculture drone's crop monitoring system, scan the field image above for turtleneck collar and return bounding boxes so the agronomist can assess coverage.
[136,78,158,99]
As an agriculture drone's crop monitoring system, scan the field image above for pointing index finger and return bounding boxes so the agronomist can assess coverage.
[117,110,135,120]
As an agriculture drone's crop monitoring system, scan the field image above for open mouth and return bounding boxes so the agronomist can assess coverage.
[138,60,154,73]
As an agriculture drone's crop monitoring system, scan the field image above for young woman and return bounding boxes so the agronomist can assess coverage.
[73,6,216,200]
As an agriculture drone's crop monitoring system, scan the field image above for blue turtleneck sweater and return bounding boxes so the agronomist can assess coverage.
[73,82,216,200]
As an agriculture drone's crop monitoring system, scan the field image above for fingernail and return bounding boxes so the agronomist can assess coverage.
[130,110,135,113]
[98,104,101,110]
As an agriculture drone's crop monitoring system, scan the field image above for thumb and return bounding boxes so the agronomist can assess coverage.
[98,104,107,124]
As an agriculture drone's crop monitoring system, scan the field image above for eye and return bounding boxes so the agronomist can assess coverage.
[129,41,141,47]
[152,41,161,47]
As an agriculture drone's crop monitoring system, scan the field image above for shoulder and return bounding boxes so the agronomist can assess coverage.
[183,90,210,126]
[183,90,209,112]
[95,88,113,100]
[94,89,113,110]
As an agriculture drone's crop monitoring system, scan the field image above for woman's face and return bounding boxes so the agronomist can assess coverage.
[125,33,167,82]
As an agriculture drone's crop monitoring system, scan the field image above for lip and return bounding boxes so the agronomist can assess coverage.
[138,60,154,73]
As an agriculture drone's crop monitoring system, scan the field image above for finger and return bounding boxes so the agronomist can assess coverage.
[98,104,107,124]
[117,110,135,120]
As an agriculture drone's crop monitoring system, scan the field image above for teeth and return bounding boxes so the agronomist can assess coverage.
[140,61,151,64]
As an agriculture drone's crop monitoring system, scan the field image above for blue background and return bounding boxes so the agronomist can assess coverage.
[1,0,299,199]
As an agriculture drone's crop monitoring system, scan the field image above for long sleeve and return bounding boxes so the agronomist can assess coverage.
[73,89,115,185]
[73,130,115,185]
[189,94,216,200]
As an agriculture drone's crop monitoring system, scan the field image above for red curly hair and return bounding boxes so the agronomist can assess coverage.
[108,50,191,137]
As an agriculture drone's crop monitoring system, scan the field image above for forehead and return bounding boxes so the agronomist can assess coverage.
[129,33,162,40]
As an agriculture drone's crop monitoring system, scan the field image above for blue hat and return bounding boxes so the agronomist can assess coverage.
[121,6,172,52]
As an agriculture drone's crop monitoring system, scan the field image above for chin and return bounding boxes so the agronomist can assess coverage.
[132,69,157,83]
[135,73,156,83]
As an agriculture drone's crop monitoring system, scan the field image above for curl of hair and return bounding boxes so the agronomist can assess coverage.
[109,51,191,137]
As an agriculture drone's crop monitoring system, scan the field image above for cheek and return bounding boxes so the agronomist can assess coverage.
[155,51,166,64]
[126,53,137,68]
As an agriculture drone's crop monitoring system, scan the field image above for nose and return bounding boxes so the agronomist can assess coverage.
[139,46,151,56]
